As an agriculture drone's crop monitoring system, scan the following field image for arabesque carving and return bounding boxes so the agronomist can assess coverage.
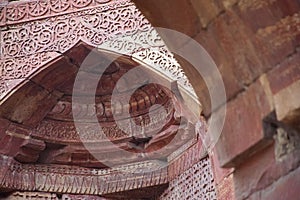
[0,0,196,99]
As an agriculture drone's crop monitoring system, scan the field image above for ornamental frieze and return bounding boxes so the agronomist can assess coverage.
[0,155,168,195]
[0,0,196,100]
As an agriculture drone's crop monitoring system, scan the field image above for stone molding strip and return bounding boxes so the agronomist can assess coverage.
[0,0,131,26]
[0,155,168,195]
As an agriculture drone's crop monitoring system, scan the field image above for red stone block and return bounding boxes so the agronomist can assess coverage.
[190,0,224,28]
[0,81,63,128]
[233,140,300,199]
[210,147,234,184]
[194,28,241,109]
[236,0,300,32]
[30,56,78,92]
[256,148,300,191]
[255,11,300,67]
[233,144,276,200]
[215,80,274,167]
[267,52,300,95]
[211,10,265,85]
[260,165,300,200]
[0,135,24,156]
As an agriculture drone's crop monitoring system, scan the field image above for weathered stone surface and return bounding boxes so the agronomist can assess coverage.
[212,10,264,85]
[273,80,300,125]
[30,56,78,92]
[265,52,300,130]
[233,144,275,200]
[256,11,300,66]
[215,80,274,167]
[237,0,300,32]
[193,28,242,112]
[259,74,275,111]
[0,135,24,156]
[267,52,300,94]
[233,144,300,199]
[274,127,300,161]
[190,0,224,28]
[0,118,10,140]
[0,81,62,127]
[222,0,239,9]
[260,165,300,200]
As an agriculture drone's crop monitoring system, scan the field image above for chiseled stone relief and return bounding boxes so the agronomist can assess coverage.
[0,0,195,100]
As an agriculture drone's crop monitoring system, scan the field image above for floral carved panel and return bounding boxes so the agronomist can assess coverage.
[0,0,196,102]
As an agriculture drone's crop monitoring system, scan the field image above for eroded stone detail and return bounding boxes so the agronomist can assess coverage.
[4,191,59,200]
[257,12,300,47]
[48,85,172,122]
[239,0,276,11]
[274,127,300,161]
[35,101,174,143]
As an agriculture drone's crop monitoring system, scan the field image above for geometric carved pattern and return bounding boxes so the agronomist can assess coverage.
[159,157,217,200]
[0,155,168,195]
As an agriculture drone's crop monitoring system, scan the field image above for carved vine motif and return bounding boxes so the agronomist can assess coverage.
[1,4,151,58]
[133,47,194,94]
[0,52,59,80]
[0,0,130,25]
[98,28,165,54]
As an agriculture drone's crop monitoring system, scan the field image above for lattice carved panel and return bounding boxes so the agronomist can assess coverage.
[159,157,217,200]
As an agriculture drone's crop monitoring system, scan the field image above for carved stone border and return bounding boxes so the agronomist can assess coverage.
[0,0,130,26]
[0,155,168,195]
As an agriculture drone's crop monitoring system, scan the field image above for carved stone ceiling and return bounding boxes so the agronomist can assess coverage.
[0,0,204,197]
[0,42,196,166]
